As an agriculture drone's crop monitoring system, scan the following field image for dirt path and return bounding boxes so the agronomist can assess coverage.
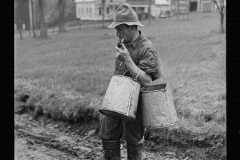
[14,114,168,160]
[15,113,206,160]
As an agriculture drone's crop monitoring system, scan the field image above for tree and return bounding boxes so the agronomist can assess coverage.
[212,0,226,33]
[38,0,47,38]
[14,0,25,39]
[57,0,66,33]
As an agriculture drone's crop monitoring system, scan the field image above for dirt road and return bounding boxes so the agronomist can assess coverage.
[15,113,206,160]
[14,114,169,160]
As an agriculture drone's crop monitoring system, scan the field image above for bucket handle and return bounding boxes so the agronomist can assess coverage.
[122,70,129,76]
[122,68,140,81]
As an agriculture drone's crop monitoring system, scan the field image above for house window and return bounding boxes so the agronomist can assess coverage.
[132,7,136,12]
[86,8,88,14]
[99,7,101,15]
[106,7,109,14]
[89,8,92,14]
[78,7,80,15]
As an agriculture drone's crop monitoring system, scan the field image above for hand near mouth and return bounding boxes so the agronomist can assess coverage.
[115,42,131,62]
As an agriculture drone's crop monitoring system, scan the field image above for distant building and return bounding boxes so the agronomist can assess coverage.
[75,0,172,20]
[74,0,223,20]
[74,0,127,20]
[199,0,218,13]
[155,0,171,13]
[171,0,222,14]
[128,0,171,18]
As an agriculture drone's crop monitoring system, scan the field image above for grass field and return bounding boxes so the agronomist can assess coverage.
[14,12,226,158]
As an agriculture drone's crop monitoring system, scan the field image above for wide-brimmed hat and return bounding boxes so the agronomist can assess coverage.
[108,3,144,28]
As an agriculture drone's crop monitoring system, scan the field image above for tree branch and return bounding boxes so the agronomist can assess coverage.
[213,0,221,13]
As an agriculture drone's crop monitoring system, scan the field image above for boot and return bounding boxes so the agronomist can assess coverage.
[102,140,121,160]
[127,143,142,160]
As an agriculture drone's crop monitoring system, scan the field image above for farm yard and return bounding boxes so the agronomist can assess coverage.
[14,12,226,160]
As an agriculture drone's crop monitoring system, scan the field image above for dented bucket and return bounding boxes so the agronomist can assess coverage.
[100,75,141,121]
[140,83,179,128]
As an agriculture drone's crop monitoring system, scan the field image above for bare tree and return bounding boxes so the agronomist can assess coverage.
[212,0,226,33]
[57,0,66,33]
[38,0,47,38]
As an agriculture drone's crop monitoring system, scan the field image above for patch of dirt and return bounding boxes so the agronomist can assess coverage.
[15,113,212,160]
[15,114,103,159]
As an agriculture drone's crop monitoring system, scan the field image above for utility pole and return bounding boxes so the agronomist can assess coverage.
[148,0,151,24]
[187,0,189,20]
[29,0,33,36]
[169,0,172,17]
[32,0,37,37]
[102,0,105,28]
[177,0,179,20]
[32,0,36,37]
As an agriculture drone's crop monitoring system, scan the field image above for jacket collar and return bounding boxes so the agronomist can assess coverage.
[126,30,142,50]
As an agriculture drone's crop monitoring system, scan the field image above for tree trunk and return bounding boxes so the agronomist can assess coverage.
[220,12,224,33]
[31,0,36,37]
[213,0,225,33]
[14,0,23,39]
[17,24,23,40]
[58,0,66,33]
[38,0,47,38]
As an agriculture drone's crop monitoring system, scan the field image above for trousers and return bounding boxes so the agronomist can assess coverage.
[99,103,144,144]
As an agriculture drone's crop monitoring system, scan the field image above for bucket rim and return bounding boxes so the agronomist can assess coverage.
[99,109,136,121]
[111,75,140,84]
[140,83,168,93]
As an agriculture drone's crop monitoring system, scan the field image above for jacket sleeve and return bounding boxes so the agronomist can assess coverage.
[138,48,158,75]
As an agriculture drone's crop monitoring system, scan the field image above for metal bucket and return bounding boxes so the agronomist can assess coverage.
[140,83,179,128]
[100,75,141,121]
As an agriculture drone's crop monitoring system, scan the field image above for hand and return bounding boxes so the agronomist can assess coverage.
[115,43,131,62]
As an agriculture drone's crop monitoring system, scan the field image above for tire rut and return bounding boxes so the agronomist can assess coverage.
[16,127,80,158]
[15,114,104,159]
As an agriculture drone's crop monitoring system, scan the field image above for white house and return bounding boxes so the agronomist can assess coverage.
[75,0,225,20]
[155,0,171,16]
[75,0,172,20]
[127,0,171,18]
[75,0,127,20]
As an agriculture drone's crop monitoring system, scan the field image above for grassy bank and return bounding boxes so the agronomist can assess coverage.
[15,12,226,159]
